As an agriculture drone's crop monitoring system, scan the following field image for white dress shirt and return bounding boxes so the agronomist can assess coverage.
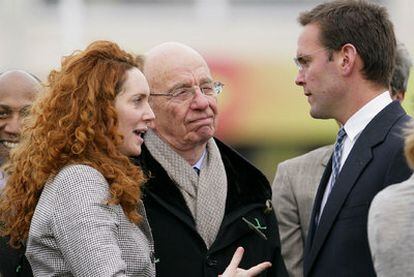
[319,91,392,218]
[192,149,207,171]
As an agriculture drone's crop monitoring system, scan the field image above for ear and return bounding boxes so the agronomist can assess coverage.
[338,43,358,76]
[391,90,405,102]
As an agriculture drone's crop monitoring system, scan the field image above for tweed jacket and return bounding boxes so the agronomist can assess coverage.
[272,145,332,277]
[137,138,288,277]
[26,165,156,277]
[368,173,414,277]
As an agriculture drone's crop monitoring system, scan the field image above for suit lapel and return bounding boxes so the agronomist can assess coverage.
[304,101,407,275]
[320,147,332,167]
[304,157,332,259]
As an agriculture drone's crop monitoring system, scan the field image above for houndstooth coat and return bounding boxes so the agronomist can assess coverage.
[26,164,156,277]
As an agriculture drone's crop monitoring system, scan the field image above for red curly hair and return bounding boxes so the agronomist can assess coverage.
[0,40,146,247]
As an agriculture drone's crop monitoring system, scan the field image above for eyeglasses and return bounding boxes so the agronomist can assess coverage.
[293,47,330,71]
[150,81,224,101]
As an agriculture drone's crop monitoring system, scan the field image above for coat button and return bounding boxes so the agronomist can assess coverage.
[150,251,156,263]
[206,255,218,267]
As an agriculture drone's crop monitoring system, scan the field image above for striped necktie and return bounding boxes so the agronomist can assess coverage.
[317,127,347,223]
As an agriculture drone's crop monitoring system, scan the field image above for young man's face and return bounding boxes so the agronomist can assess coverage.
[295,23,343,121]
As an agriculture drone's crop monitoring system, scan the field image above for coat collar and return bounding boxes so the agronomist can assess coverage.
[135,137,271,231]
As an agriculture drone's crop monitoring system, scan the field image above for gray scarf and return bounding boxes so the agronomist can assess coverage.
[144,129,227,248]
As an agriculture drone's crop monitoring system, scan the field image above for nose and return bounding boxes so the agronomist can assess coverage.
[143,102,155,124]
[4,114,22,136]
[190,88,210,110]
[295,70,305,87]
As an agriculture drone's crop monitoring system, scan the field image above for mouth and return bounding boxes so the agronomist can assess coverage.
[0,140,19,149]
[133,127,148,139]
[189,116,213,124]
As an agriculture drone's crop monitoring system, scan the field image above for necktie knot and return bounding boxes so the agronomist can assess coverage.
[336,127,347,145]
[331,127,347,184]
[193,167,200,175]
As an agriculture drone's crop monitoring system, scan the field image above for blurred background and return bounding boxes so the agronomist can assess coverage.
[1,0,413,181]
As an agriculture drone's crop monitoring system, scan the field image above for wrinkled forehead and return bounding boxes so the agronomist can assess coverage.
[162,62,212,89]
[145,46,212,90]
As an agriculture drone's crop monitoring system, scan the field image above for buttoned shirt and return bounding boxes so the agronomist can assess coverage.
[192,149,207,172]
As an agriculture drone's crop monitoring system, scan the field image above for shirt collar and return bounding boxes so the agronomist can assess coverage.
[192,148,207,170]
[343,91,392,142]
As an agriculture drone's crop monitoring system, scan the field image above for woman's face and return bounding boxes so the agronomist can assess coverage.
[114,67,155,157]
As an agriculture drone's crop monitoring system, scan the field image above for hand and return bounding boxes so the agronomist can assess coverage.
[219,247,272,277]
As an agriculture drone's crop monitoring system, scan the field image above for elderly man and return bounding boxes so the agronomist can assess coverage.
[294,1,412,276]
[136,42,287,277]
[272,42,412,277]
[0,70,41,277]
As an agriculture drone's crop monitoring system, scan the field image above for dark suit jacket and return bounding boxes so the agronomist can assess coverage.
[303,101,412,277]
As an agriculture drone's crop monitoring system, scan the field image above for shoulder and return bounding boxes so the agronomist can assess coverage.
[277,145,333,171]
[214,137,268,178]
[52,164,106,186]
[369,174,414,249]
[213,137,271,196]
[370,174,414,214]
[48,164,109,200]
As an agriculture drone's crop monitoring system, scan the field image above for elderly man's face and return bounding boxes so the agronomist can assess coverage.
[149,58,218,151]
[0,72,38,162]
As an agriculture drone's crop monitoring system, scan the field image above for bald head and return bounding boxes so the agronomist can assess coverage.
[143,42,211,91]
[0,70,41,163]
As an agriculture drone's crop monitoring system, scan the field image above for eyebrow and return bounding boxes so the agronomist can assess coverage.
[295,55,307,62]
[0,104,11,111]
[0,104,32,112]
[170,77,213,89]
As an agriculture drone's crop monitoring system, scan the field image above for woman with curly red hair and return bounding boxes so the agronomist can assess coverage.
[0,40,156,276]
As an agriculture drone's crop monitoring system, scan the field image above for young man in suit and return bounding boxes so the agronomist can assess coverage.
[294,1,412,276]
[272,42,412,277]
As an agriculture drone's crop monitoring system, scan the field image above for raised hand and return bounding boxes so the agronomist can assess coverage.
[219,247,272,277]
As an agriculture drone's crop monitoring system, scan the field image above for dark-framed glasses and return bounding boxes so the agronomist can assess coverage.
[150,81,224,101]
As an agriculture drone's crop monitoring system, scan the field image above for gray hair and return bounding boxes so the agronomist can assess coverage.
[391,43,412,95]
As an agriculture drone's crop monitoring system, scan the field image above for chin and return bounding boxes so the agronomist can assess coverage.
[197,126,215,138]
[119,146,142,157]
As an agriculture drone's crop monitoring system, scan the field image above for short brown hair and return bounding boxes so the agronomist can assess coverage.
[298,0,396,88]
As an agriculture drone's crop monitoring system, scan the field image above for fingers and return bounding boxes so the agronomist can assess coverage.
[245,261,272,276]
[220,247,272,277]
[227,246,245,270]
[220,247,245,276]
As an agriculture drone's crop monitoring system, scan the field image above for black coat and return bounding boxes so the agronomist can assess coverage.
[304,101,413,276]
[136,139,288,277]
[0,236,33,277]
